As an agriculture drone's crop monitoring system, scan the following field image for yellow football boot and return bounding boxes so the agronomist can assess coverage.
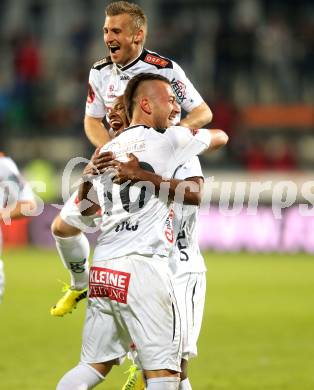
[50,284,87,317]
[122,364,146,390]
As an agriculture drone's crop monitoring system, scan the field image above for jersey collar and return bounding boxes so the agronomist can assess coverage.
[124,124,150,131]
[118,48,148,71]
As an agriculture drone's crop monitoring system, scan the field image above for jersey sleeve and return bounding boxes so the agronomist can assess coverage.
[85,68,106,118]
[174,156,203,180]
[171,61,204,112]
[166,126,211,167]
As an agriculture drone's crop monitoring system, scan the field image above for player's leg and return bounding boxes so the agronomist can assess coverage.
[117,256,182,390]
[50,191,97,316]
[56,362,107,390]
[51,215,90,290]
[173,272,207,389]
[57,288,128,389]
[145,372,180,390]
[178,359,191,389]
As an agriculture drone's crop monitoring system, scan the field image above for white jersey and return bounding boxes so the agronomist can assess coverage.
[92,125,211,261]
[86,48,204,118]
[0,155,34,255]
[0,155,34,209]
[170,156,206,275]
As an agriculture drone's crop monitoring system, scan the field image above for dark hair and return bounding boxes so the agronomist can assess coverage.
[123,73,170,121]
[105,1,147,38]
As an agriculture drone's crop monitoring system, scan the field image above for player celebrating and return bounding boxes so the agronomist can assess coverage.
[50,1,213,318]
[0,152,36,302]
[56,73,216,390]
[84,93,227,390]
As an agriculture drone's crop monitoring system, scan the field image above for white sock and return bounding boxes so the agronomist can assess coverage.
[53,233,90,290]
[0,260,4,302]
[147,376,179,390]
[179,378,192,390]
[56,363,104,390]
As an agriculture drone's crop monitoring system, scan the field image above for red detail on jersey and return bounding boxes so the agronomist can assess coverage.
[87,83,95,103]
[164,208,175,244]
[74,195,79,205]
[89,267,131,303]
[144,54,169,68]
[189,128,199,136]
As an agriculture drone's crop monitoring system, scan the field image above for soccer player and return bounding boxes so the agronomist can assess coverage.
[85,93,227,390]
[56,73,216,390]
[50,1,213,317]
[95,123,227,390]
[0,152,36,302]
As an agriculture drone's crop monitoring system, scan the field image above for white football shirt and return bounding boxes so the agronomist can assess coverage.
[92,126,211,261]
[0,156,34,208]
[170,156,206,275]
[86,48,204,118]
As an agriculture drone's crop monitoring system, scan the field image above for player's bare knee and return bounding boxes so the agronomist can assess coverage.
[51,215,81,237]
[144,369,180,379]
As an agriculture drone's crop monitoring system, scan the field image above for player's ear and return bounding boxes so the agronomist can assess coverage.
[140,98,151,115]
[134,28,144,44]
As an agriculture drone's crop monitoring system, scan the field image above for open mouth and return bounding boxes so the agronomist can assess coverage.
[109,45,120,54]
[109,115,123,130]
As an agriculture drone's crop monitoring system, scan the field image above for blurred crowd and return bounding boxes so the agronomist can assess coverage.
[0,0,313,171]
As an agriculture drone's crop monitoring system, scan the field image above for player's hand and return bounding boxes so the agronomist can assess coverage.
[112,153,141,184]
[86,150,118,176]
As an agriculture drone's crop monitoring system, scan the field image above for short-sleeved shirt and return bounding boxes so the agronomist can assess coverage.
[86,48,204,118]
[92,126,211,262]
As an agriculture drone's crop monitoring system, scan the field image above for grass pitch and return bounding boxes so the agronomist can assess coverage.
[1,247,314,389]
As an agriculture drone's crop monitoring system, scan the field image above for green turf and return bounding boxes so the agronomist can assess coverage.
[1,248,314,389]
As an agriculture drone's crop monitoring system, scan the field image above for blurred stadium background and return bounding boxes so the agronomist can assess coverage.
[1,0,313,252]
[1,1,314,389]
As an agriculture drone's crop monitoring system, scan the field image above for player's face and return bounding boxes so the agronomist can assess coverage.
[149,82,181,128]
[103,14,141,66]
[108,96,128,138]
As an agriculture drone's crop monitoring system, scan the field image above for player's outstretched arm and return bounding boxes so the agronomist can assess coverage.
[179,102,213,129]
[84,115,110,148]
[207,129,229,151]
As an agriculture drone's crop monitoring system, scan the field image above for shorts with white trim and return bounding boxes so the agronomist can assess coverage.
[60,190,100,232]
[172,271,206,359]
[80,254,182,372]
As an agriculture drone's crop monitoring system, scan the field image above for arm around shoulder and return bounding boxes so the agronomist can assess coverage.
[207,129,229,151]
[179,102,213,129]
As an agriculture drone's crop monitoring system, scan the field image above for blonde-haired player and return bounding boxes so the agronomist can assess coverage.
[50,0,213,319]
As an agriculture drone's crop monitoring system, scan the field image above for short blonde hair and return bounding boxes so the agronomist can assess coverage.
[106,1,147,41]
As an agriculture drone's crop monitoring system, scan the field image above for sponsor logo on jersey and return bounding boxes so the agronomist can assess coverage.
[120,75,130,80]
[171,78,186,102]
[115,220,139,232]
[87,83,95,103]
[144,53,169,68]
[109,139,146,158]
[89,266,131,303]
[164,208,175,243]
